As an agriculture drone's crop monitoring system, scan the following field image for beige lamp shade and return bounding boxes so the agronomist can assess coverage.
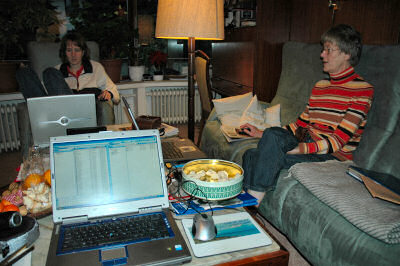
[155,0,225,40]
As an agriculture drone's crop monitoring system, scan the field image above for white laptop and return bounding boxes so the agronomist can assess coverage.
[46,130,191,265]
[27,94,97,147]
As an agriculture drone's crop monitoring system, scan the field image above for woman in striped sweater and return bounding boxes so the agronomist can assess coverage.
[241,24,374,206]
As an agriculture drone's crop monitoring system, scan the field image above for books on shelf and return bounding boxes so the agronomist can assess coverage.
[346,166,400,205]
[170,192,258,215]
[220,125,257,143]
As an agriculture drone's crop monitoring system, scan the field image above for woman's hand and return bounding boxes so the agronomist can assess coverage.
[98,90,111,101]
[287,146,300,154]
[240,123,263,138]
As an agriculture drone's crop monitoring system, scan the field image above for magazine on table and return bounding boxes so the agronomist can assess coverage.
[170,192,258,215]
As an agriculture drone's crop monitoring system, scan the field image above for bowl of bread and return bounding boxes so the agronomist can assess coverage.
[181,159,244,201]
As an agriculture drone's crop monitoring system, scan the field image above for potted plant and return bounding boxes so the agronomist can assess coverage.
[68,0,131,83]
[127,30,146,81]
[149,50,168,81]
[0,0,59,92]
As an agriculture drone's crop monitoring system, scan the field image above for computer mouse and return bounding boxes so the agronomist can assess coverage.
[192,213,217,241]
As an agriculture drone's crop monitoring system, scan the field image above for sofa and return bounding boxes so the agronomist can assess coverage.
[17,41,116,158]
[200,41,400,265]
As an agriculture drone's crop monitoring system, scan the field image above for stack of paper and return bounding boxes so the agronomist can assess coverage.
[160,123,179,138]
[220,125,256,142]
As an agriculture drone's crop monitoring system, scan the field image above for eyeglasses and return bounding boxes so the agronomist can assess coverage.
[321,47,340,54]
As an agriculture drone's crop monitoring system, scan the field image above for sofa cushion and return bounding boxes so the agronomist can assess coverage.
[212,91,253,118]
[289,160,400,244]
[352,45,400,178]
[271,42,327,126]
[259,171,400,266]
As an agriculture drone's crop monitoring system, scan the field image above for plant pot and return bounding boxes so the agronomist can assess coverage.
[100,59,122,83]
[0,62,19,93]
[153,74,164,81]
[129,65,145,81]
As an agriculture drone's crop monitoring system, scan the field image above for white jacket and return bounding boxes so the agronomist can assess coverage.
[55,60,120,104]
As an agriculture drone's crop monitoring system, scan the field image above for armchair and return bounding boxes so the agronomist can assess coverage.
[194,50,214,146]
[17,41,115,158]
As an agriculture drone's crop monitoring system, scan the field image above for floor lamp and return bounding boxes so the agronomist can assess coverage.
[155,0,224,142]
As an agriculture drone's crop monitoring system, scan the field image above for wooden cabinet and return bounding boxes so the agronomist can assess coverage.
[212,0,400,102]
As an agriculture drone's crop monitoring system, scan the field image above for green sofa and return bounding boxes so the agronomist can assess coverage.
[200,42,400,265]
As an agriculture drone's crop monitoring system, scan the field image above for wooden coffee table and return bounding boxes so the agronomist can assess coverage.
[175,207,289,266]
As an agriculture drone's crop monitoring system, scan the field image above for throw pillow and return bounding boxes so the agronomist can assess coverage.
[264,104,281,127]
[239,95,266,129]
[212,92,253,118]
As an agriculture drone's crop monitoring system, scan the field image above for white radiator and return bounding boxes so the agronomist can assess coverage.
[0,101,22,152]
[147,87,201,124]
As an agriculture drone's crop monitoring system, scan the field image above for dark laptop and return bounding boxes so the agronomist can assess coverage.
[46,130,192,265]
[122,97,207,163]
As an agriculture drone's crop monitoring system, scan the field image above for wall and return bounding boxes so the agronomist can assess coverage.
[213,0,400,102]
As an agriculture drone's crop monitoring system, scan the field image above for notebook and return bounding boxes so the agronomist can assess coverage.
[46,130,192,266]
[121,96,207,163]
[27,94,97,148]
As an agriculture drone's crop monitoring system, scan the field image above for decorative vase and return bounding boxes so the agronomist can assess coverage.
[153,74,164,81]
[129,65,145,81]
[100,59,122,83]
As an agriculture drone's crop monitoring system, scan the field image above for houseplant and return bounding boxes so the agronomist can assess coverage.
[128,30,146,81]
[68,0,131,83]
[0,0,59,92]
[149,50,168,80]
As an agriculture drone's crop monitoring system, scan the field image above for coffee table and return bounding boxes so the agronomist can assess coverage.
[31,207,288,266]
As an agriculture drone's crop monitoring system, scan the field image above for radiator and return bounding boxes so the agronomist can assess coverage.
[148,87,202,124]
[0,101,22,152]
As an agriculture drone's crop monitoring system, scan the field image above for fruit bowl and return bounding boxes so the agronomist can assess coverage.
[181,159,244,201]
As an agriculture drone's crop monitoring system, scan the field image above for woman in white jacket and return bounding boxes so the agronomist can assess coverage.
[16,31,119,125]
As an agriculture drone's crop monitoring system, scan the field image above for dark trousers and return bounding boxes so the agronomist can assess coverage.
[242,127,335,192]
[15,67,115,126]
[16,67,73,99]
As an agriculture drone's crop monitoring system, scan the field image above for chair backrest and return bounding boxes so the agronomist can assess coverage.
[26,41,99,80]
[195,50,214,116]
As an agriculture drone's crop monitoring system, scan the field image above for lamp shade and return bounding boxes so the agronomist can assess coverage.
[155,0,224,40]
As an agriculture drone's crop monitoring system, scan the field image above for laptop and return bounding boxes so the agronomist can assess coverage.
[121,96,207,163]
[46,130,192,266]
[27,94,97,147]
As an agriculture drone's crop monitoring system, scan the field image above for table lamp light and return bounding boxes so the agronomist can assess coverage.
[155,0,224,141]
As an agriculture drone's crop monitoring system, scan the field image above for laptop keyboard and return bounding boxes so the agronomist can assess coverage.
[59,212,172,254]
[162,142,183,159]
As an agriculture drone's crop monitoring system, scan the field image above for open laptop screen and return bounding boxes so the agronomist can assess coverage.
[53,135,164,210]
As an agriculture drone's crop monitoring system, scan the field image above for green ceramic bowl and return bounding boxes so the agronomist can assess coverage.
[181,159,244,201]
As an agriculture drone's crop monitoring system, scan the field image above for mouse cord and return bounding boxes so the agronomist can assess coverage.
[170,180,213,216]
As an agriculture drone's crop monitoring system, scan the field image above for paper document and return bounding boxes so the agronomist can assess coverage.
[181,211,272,257]
[220,125,257,143]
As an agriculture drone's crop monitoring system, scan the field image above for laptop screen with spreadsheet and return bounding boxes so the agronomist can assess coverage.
[50,130,169,223]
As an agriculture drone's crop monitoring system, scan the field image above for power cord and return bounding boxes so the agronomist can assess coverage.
[166,164,214,216]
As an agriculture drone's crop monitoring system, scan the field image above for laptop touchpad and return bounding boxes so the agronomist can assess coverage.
[179,146,196,152]
[100,247,128,265]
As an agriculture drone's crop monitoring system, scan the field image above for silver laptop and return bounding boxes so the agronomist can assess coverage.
[46,130,192,266]
[122,96,206,163]
[27,94,97,147]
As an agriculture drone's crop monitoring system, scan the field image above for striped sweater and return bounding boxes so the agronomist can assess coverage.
[286,66,374,161]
